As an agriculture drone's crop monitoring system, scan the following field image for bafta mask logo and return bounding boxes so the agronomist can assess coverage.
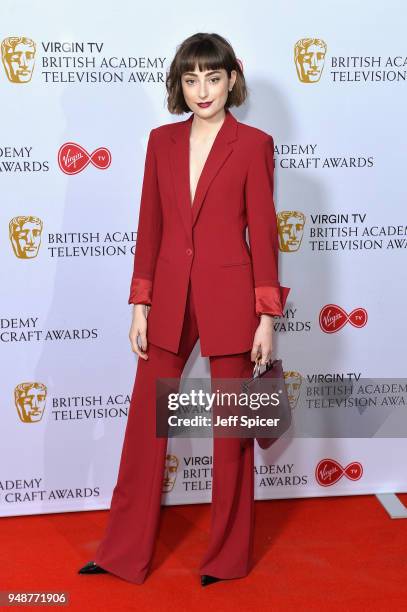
[9,215,43,259]
[162,454,179,493]
[1,37,36,83]
[294,38,327,83]
[284,371,302,410]
[15,382,47,423]
[277,211,306,252]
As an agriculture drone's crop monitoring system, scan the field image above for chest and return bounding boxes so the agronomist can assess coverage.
[154,132,250,217]
[189,136,218,206]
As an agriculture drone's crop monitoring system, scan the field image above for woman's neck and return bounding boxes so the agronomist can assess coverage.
[191,108,226,140]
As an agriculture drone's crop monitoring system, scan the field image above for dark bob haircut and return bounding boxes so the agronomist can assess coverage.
[166,32,247,115]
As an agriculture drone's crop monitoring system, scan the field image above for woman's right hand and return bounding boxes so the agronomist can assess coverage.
[129,304,151,359]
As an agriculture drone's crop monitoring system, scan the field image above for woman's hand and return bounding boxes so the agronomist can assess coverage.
[251,314,274,365]
[129,304,151,359]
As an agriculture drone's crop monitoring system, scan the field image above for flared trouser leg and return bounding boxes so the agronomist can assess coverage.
[93,279,256,583]
[199,352,255,579]
[94,281,199,584]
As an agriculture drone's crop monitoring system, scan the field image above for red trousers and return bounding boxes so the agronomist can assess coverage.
[94,278,255,584]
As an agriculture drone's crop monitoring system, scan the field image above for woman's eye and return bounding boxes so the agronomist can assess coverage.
[184,76,220,85]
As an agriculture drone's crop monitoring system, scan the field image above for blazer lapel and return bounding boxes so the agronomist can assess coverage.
[169,109,238,237]
[169,117,193,240]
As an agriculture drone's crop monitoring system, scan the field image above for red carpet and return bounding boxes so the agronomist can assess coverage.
[1,494,407,611]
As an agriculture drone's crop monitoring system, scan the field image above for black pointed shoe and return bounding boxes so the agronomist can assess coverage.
[78,560,108,575]
[201,574,223,587]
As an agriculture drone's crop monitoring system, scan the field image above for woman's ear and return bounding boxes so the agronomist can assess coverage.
[229,69,237,90]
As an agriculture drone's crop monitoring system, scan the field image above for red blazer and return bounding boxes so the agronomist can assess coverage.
[128,109,290,357]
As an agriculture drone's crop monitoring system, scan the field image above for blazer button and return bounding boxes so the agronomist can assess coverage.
[186,248,193,256]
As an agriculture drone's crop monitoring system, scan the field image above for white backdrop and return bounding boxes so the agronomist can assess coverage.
[1,0,406,517]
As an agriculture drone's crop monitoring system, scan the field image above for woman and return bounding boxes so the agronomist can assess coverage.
[78,32,290,586]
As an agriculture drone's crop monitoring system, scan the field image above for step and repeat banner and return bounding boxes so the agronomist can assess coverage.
[1,1,406,516]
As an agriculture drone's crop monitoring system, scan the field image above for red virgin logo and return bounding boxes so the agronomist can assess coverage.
[319,304,367,333]
[315,458,363,486]
[58,142,111,174]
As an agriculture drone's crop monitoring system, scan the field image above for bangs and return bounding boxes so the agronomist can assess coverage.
[179,40,230,75]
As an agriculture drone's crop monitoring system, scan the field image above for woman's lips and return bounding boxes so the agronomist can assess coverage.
[197,101,212,108]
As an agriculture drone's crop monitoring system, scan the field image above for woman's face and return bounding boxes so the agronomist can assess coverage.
[181,64,237,119]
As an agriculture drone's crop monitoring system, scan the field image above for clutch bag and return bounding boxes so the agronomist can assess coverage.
[242,357,291,449]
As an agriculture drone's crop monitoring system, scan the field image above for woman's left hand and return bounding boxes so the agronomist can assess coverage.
[251,315,274,365]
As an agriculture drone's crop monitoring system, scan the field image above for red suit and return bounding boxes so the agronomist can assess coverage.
[128,108,290,355]
[94,109,290,583]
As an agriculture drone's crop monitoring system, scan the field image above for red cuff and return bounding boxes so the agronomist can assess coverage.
[255,285,290,317]
[128,278,153,305]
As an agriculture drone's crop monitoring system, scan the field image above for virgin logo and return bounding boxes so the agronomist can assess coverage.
[319,304,367,333]
[58,142,111,175]
[315,458,363,486]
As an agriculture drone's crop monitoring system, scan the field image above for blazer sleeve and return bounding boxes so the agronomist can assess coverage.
[128,128,163,305]
[245,134,290,317]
